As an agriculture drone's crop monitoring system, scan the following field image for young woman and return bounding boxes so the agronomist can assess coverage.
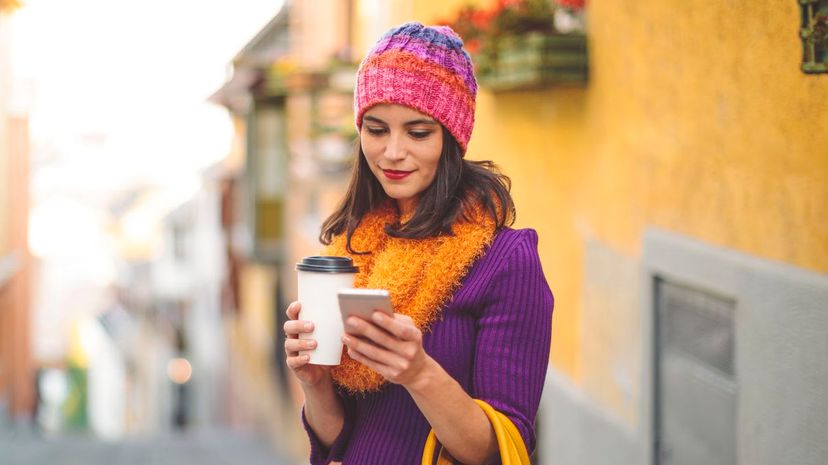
[283,22,554,465]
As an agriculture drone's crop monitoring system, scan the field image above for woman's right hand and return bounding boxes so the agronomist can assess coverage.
[284,301,332,388]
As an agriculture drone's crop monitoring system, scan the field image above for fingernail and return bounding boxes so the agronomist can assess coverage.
[304,322,312,331]
[372,311,384,322]
[307,340,316,348]
[342,335,351,343]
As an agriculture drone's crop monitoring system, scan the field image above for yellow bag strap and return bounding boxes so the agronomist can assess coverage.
[421,399,530,465]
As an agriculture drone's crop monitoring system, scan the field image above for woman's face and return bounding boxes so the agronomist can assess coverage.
[360,103,443,213]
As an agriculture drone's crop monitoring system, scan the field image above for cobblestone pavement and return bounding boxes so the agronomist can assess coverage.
[0,427,297,465]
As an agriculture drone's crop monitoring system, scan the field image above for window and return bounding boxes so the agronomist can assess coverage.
[800,0,828,73]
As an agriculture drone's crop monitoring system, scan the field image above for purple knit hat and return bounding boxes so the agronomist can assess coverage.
[354,22,478,153]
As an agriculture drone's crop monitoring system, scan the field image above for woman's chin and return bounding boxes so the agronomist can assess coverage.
[381,189,411,202]
[381,191,417,210]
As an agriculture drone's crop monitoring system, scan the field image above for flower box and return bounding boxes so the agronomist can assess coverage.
[475,32,588,91]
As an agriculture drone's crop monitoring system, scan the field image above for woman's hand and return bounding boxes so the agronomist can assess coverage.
[342,311,434,389]
[283,301,332,388]
[344,311,499,464]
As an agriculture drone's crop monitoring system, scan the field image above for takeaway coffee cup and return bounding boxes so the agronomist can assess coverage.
[296,256,359,365]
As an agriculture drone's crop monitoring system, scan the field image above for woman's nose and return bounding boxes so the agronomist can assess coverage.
[383,133,407,160]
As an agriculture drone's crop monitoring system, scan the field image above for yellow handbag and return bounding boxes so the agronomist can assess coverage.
[421,399,531,465]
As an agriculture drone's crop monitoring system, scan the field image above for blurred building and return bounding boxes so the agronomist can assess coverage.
[210,1,360,460]
[0,0,35,427]
[107,174,228,435]
[153,168,228,430]
[213,1,828,464]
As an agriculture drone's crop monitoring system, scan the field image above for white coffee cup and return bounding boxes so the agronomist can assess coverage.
[296,256,359,365]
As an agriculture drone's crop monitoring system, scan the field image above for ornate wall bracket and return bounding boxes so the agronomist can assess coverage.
[800,0,828,73]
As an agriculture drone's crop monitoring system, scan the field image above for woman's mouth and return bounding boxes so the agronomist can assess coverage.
[382,169,413,180]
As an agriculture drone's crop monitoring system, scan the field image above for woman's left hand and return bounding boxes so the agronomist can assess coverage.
[342,311,432,388]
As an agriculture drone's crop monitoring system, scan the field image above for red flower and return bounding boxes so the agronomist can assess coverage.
[465,39,481,54]
[498,0,525,8]
[555,0,586,9]
[471,9,494,29]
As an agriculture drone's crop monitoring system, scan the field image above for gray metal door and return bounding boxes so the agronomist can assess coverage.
[654,279,737,465]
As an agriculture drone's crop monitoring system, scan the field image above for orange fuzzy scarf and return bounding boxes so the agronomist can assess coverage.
[324,202,495,393]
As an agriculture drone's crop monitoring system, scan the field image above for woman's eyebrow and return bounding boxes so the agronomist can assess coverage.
[403,118,438,126]
[363,115,386,124]
[363,115,437,126]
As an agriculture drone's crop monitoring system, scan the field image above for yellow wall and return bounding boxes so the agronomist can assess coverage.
[239,264,278,353]
[0,122,9,258]
[291,0,350,69]
[414,0,828,382]
[0,15,11,258]
[353,0,415,58]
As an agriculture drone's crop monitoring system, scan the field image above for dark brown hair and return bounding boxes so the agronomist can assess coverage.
[319,127,516,254]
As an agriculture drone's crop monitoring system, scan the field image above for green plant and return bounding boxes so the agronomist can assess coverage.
[490,0,557,37]
[441,0,589,88]
[440,0,583,53]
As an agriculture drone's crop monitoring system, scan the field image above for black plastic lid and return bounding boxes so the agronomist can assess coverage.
[296,256,358,273]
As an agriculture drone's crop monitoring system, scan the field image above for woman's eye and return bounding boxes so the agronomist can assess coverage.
[366,127,387,135]
[409,130,432,139]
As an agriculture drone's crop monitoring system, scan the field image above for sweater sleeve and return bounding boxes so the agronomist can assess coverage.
[301,387,356,465]
[471,229,554,456]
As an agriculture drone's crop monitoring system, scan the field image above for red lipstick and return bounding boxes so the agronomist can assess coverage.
[382,169,413,180]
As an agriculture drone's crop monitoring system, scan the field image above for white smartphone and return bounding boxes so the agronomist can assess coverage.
[337,288,394,324]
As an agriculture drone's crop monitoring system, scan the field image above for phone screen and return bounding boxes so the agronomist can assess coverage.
[338,289,394,323]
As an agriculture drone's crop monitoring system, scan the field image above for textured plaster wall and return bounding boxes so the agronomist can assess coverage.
[417,0,828,385]
[582,0,828,268]
[581,239,641,429]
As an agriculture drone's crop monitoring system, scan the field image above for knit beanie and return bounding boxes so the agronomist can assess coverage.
[354,22,478,153]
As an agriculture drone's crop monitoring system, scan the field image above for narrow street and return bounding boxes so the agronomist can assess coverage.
[0,427,295,465]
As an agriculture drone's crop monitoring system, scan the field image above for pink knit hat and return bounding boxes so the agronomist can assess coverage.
[354,22,478,153]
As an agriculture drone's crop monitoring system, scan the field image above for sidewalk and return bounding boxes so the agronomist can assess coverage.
[0,426,298,465]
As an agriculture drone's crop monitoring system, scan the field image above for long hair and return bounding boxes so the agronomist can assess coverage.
[319,127,516,254]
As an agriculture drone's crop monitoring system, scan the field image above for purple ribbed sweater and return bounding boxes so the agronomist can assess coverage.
[302,228,554,464]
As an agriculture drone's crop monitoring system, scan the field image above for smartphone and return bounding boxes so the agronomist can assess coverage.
[337,288,394,324]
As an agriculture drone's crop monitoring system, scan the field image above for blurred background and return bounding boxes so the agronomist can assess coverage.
[0,0,826,464]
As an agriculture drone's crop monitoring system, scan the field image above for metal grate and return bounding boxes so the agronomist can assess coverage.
[659,280,735,377]
[654,277,737,465]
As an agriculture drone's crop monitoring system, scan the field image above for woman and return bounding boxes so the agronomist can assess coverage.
[283,22,554,465]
